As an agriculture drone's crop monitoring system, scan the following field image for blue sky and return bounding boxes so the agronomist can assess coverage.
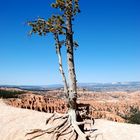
[0,0,140,85]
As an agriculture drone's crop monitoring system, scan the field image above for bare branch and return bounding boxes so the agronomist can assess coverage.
[54,33,69,98]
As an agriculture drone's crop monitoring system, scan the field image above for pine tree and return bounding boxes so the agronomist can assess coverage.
[27,1,93,139]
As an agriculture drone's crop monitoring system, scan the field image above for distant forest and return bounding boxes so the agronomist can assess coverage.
[0,89,25,99]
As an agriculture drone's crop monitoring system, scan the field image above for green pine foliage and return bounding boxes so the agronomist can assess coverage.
[28,0,80,48]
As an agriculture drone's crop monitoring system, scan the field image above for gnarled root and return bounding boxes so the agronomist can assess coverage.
[26,110,100,140]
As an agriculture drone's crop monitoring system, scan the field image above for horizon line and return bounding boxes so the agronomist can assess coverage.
[0,81,140,87]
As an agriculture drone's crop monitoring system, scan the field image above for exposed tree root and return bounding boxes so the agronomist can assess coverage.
[25,111,99,140]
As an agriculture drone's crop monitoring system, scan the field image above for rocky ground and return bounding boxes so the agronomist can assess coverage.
[4,89,140,123]
[0,99,140,140]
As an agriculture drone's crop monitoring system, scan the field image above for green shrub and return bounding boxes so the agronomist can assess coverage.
[128,113,140,124]
[126,106,140,124]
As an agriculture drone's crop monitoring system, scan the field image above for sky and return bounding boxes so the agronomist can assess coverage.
[0,0,140,85]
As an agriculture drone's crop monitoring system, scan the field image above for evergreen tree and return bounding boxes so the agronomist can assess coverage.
[27,1,93,139]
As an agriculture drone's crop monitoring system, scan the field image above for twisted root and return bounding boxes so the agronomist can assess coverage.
[26,112,101,140]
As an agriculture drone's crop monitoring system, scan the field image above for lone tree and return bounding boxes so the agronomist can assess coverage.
[27,0,94,140]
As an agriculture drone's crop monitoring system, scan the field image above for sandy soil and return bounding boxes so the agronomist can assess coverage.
[93,119,140,140]
[0,99,140,140]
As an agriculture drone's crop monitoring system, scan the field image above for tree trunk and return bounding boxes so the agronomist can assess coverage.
[26,32,92,140]
[54,33,69,98]
[66,17,77,110]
